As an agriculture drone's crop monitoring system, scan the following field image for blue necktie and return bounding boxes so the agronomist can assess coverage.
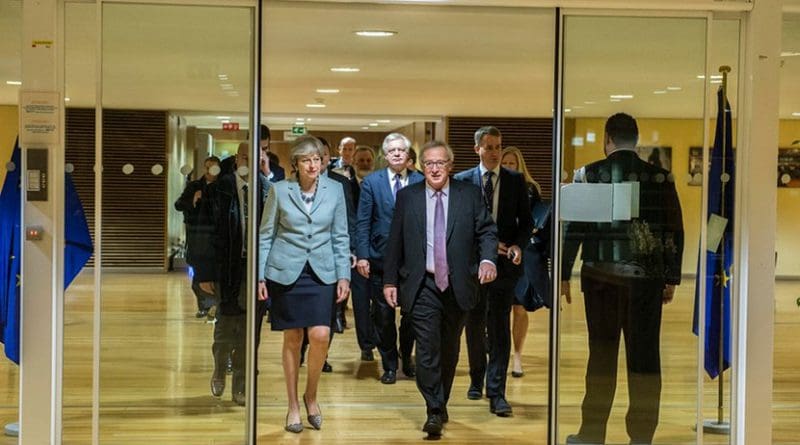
[392,173,402,200]
[483,171,494,214]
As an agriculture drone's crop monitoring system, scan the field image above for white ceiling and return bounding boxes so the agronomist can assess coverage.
[1,1,799,132]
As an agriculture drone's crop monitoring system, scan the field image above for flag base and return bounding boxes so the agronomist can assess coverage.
[4,422,18,437]
[702,420,730,435]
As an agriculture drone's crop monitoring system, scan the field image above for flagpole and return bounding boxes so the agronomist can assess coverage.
[704,64,732,435]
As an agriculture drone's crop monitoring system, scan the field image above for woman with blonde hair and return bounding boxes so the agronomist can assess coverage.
[500,146,549,378]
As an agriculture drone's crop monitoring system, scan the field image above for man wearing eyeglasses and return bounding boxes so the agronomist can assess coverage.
[383,140,497,437]
[455,126,533,417]
[356,133,424,385]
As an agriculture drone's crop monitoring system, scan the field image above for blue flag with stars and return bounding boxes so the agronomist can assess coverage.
[0,141,93,364]
[692,87,733,379]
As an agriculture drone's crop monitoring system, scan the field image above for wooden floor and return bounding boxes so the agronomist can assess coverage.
[0,271,798,444]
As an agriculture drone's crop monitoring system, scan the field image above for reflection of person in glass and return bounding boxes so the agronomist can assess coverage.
[257,135,351,434]
[561,113,684,445]
[646,147,663,169]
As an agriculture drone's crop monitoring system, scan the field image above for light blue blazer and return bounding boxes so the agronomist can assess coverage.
[258,176,351,285]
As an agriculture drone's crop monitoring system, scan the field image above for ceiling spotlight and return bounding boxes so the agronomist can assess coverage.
[369,123,379,127]
[710,80,722,84]
[216,116,231,120]
[6,80,21,86]
[306,103,326,108]
[666,86,682,91]
[793,112,800,117]
[376,119,391,123]
[330,67,360,73]
[653,90,667,94]
[316,88,340,94]
[610,94,633,99]
[696,75,706,79]
[64,97,71,102]
[781,51,800,57]
[217,74,229,80]
[355,30,397,37]
[564,108,572,113]
[362,126,370,130]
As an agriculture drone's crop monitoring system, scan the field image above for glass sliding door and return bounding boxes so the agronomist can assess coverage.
[556,13,716,445]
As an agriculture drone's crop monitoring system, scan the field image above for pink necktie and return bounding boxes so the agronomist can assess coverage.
[434,191,448,291]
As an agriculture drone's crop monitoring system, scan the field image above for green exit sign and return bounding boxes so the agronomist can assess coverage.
[291,126,307,135]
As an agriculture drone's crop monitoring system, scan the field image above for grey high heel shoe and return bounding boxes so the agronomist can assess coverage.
[284,412,303,434]
[303,394,323,430]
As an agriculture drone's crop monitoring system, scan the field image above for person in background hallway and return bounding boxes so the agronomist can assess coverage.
[356,133,423,384]
[353,145,376,183]
[175,155,221,318]
[258,135,351,434]
[383,141,497,437]
[455,127,532,417]
[219,124,284,182]
[407,148,418,172]
[209,143,270,406]
[499,146,548,378]
[562,113,684,445]
[298,136,358,373]
[331,136,357,177]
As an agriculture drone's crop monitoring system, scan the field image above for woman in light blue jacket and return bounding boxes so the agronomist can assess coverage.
[258,135,351,433]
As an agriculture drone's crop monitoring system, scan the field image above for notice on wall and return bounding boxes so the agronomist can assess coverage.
[19,90,60,146]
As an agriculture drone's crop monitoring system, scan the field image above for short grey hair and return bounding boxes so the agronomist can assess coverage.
[339,136,356,148]
[290,135,323,169]
[474,126,502,146]
[381,133,412,155]
[420,140,454,163]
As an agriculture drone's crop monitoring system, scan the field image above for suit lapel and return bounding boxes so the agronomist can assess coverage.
[496,168,508,221]
[310,179,327,215]
[410,183,426,251]
[285,181,308,216]
[446,180,460,241]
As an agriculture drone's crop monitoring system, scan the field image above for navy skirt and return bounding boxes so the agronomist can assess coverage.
[268,264,335,331]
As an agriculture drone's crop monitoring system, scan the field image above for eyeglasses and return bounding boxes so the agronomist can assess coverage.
[297,156,322,166]
[422,160,450,170]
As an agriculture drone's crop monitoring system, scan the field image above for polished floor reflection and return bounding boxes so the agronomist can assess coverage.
[0,272,795,443]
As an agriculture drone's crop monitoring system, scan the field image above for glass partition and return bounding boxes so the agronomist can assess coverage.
[558,14,713,445]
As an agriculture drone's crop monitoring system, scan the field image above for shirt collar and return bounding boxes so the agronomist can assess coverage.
[426,180,449,198]
[479,163,500,178]
[387,167,407,180]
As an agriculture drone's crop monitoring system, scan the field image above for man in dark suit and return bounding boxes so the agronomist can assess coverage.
[356,133,424,384]
[561,113,684,445]
[209,142,271,406]
[383,140,498,437]
[219,124,284,182]
[455,126,532,416]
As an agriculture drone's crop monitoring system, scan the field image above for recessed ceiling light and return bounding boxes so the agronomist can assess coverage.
[710,80,722,84]
[6,81,21,86]
[793,112,800,117]
[781,51,800,57]
[564,108,572,113]
[710,75,723,80]
[376,119,391,123]
[355,30,397,37]
[306,103,326,108]
[666,86,682,91]
[610,99,622,102]
[369,123,379,127]
[610,94,633,99]
[697,75,706,79]
[316,88,340,94]
[296,118,305,122]
[362,126,370,130]
[654,90,667,94]
[221,120,230,124]
[64,97,71,102]
[584,101,596,105]
[330,67,360,73]
[216,116,231,120]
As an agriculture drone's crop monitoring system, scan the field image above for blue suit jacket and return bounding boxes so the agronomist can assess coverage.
[355,168,424,272]
[258,176,351,285]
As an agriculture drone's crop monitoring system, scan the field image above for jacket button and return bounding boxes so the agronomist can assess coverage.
[307,218,312,223]
[306,248,311,253]
[307,235,312,239]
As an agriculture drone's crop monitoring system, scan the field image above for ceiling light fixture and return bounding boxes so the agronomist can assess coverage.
[355,30,397,37]
[369,123,379,127]
[218,74,229,80]
[64,97,71,102]
[220,84,234,90]
[710,80,722,84]
[666,86,682,91]
[362,126,370,130]
[216,116,231,120]
[697,75,706,79]
[654,90,667,94]
[781,51,800,57]
[610,94,633,99]
[306,103,326,108]
[316,88,340,94]
[376,119,391,123]
[6,81,21,86]
[330,67,360,73]
[610,99,622,102]
[564,108,572,113]
[793,112,800,117]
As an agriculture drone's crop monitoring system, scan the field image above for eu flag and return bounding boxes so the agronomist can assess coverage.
[0,142,93,364]
[692,87,734,379]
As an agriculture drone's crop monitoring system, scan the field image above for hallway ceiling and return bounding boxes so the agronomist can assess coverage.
[0,1,799,132]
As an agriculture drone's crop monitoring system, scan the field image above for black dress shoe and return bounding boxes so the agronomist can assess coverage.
[232,391,246,406]
[210,375,225,397]
[333,317,344,334]
[467,385,482,400]
[361,349,374,361]
[489,396,512,417]
[322,361,333,373]
[401,357,416,378]
[195,309,208,318]
[441,408,449,424]
[511,370,524,378]
[565,434,603,445]
[380,370,397,384]
[422,414,443,436]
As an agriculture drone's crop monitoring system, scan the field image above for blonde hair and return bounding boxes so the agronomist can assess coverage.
[502,146,541,195]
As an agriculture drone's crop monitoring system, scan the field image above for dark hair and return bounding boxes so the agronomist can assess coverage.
[605,113,638,147]
[317,136,330,148]
[474,126,502,146]
[408,148,417,163]
[266,152,280,164]
[259,124,271,141]
[205,155,221,165]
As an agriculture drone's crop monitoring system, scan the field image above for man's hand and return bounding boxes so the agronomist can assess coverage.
[259,156,270,177]
[560,281,572,304]
[193,190,202,206]
[356,259,370,278]
[507,245,522,265]
[257,281,268,301]
[478,262,497,284]
[663,284,676,304]
[384,285,398,308]
[336,279,350,303]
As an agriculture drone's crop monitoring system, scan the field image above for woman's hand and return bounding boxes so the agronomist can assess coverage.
[336,279,350,303]
[257,281,268,301]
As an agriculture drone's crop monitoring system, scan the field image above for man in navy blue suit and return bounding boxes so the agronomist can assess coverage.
[455,126,532,417]
[356,133,424,384]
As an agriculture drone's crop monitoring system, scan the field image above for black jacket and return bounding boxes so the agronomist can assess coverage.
[175,177,217,281]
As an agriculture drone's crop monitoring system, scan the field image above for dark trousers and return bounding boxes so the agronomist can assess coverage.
[578,265,663,444]
[370,273,414,372]
[412,275,466,415]
[465,281,515,399]
[213,312,246,393]
[351,272,376,352]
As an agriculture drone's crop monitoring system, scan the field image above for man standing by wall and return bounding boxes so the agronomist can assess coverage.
[561,113,684,445]
[455,126,532,417]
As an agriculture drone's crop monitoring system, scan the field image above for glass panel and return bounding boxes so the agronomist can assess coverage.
[775,12,800,444]
[559,15,708,445]
[0,0,21,437]
[259,1,554,442]
[100,4,252,444]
